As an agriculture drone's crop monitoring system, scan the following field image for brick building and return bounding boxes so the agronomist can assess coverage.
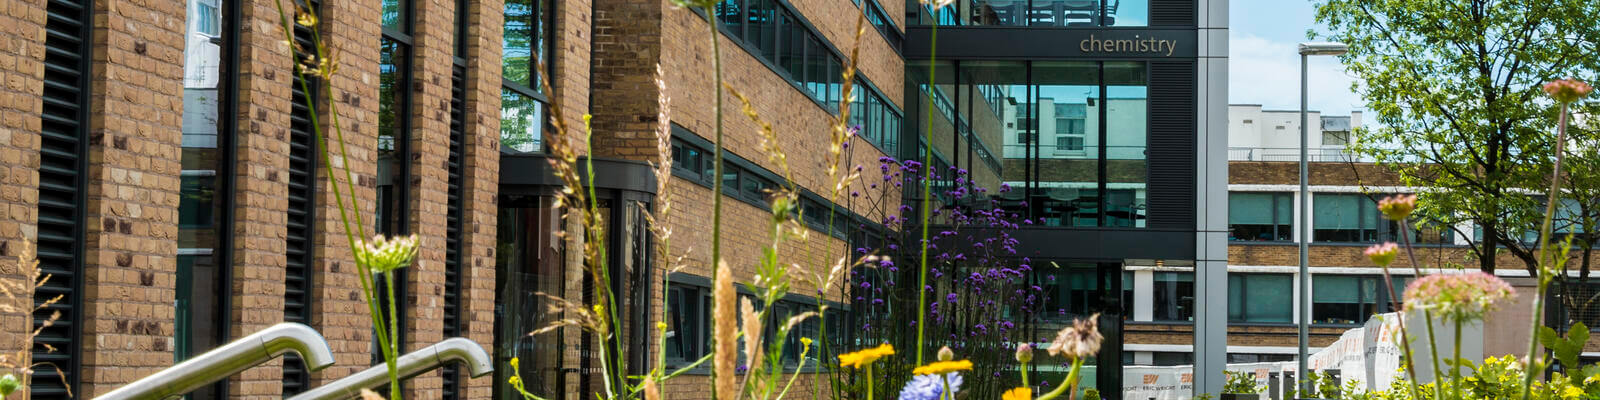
[0,0,1236,398]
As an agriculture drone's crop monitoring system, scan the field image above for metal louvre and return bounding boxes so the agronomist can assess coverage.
[441,63,467,400]
[34,0,91,397]
[283,0,321,393]
[1145,61,1197,229]
[1150,0,1196,27]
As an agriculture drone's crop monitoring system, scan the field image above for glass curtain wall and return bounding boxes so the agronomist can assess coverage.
[502,0,551,153]
[177,0,233,398]
[909,60,1147,227]
[911,0,1149,27]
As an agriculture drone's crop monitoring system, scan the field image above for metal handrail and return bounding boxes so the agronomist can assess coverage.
[96,323,335,400]
[288,338,493,400]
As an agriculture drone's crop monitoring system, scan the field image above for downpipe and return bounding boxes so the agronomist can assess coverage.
[96,323,335,400]
[287,337,493,400]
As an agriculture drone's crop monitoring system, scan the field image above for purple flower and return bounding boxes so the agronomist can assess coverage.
[897,373,963,400]
[947,293,959,304]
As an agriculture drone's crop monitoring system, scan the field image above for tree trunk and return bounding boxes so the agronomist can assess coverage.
[1481,221,1498,273]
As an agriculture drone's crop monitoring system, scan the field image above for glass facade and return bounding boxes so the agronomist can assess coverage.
[495,196,566,399]
[911,0,1149,27]
[178,0,231,398]
[909,60,1147,227]
[502,0,551,154]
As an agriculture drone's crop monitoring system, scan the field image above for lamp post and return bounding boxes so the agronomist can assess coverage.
[1296,41,1347,397]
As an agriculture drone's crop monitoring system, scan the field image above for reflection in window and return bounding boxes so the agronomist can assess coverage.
[495,196,565,399]
[503,0,547,89]
[382,0,406,30]
[1313,194,1411,243]
[1228,274,1293,323]
[1037,263,1100,320]
[501,89,545,153]
[378,39,408,236]
[1230,192,1293,241]
[1312,275,1408,325]
[179,0,230,398]
[1151,272,1194,322]
[918,0,1148,27]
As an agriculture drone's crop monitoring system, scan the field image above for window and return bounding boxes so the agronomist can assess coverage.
[179,0,234,397]
[1228,274,1293,323]
[716,0,901,153]
[376,0,413,385]
[1230,192,1293,241]
[1037,263,1100,320]
[919,0,1148,27]
[1313,275,1408,325]
[665,282,711,366]
[502,0,551,154]
[1152,352,1194,366]
[1313,194,1405,242]
[1151,272,1194,322]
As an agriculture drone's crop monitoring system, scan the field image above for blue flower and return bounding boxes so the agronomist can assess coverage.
[897,373,963,400]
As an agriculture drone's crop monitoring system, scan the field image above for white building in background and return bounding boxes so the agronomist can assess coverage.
[1227,104,1363,162]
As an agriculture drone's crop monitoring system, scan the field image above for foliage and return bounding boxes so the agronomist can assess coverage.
[1315,0,1600,274]
[1541,322,1593,380]
[1223,371,1263,395]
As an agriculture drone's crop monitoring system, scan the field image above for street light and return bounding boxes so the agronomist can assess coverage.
[1297,41,1347,397]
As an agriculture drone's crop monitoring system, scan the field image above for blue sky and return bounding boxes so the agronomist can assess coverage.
[1229,0,1364,115]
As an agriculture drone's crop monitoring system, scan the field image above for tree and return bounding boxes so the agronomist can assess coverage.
[1315,0,1600,274]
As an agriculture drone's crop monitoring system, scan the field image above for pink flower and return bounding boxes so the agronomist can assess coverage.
[1377,194,1417,221]
[1543,78,1593,104]
[1365,243,1398,267]
[1403,272,1516,322]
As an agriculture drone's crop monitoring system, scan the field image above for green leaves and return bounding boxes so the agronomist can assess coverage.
[1538,321,1590,379]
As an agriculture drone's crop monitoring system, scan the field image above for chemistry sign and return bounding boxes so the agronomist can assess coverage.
[905,28,1197,59]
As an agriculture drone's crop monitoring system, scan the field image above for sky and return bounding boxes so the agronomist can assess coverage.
[1229,0,1364,116]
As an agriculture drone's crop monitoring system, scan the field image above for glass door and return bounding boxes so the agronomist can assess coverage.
[494,195,565,400]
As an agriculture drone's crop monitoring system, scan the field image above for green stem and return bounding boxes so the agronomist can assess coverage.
[1423,309,1443,400]
[1522,102,1572,400]
[1452,319,1463,400]
[866,363,876,400]
[1021,360,1030,388]
[915,20,939,368]
[941,374,952,400]
[1037,359,1082,400]
[385,271,402,399]
[704,8,727,399]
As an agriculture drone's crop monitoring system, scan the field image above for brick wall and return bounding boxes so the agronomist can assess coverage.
[307,0,382,388]
[77,0,188,394]
[228,0,298,397]
[0,0,45,376]
[458,0,504,396]
[1229,161,1405,186]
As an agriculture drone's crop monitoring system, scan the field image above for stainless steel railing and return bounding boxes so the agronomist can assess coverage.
[95,323,335,400]
[287,338,493,400]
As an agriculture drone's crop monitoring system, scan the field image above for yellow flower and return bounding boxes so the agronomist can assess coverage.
[1002,387,1032,400]
[911,359,973,375]
[838,343,895,369]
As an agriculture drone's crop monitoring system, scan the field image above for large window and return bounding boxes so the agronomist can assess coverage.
[502,0,551,153]
[1313,194,1417,243]
[376,0,412,385]
[1314,275,1409,325]
[1230,192,1293,241]
[665,282,710,366]
[714,0,901,154]
[178,0,234,398]
[495,196,566,399]
[1228,274,1293,323]
[935,60,1148,227]
[1151,272,1194,322]
[916,0,1149,27]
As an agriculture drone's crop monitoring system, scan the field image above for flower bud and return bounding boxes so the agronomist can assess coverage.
[1365,243,1398,267]
[1377,194,1417,221]
[937,346,954,361]
[354,234,419,274]
[1543,78,1594,104]
[1015,343,1034,363]
[0,374,18,397]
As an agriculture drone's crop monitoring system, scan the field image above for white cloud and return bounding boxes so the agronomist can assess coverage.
[1229,33,1366,116]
